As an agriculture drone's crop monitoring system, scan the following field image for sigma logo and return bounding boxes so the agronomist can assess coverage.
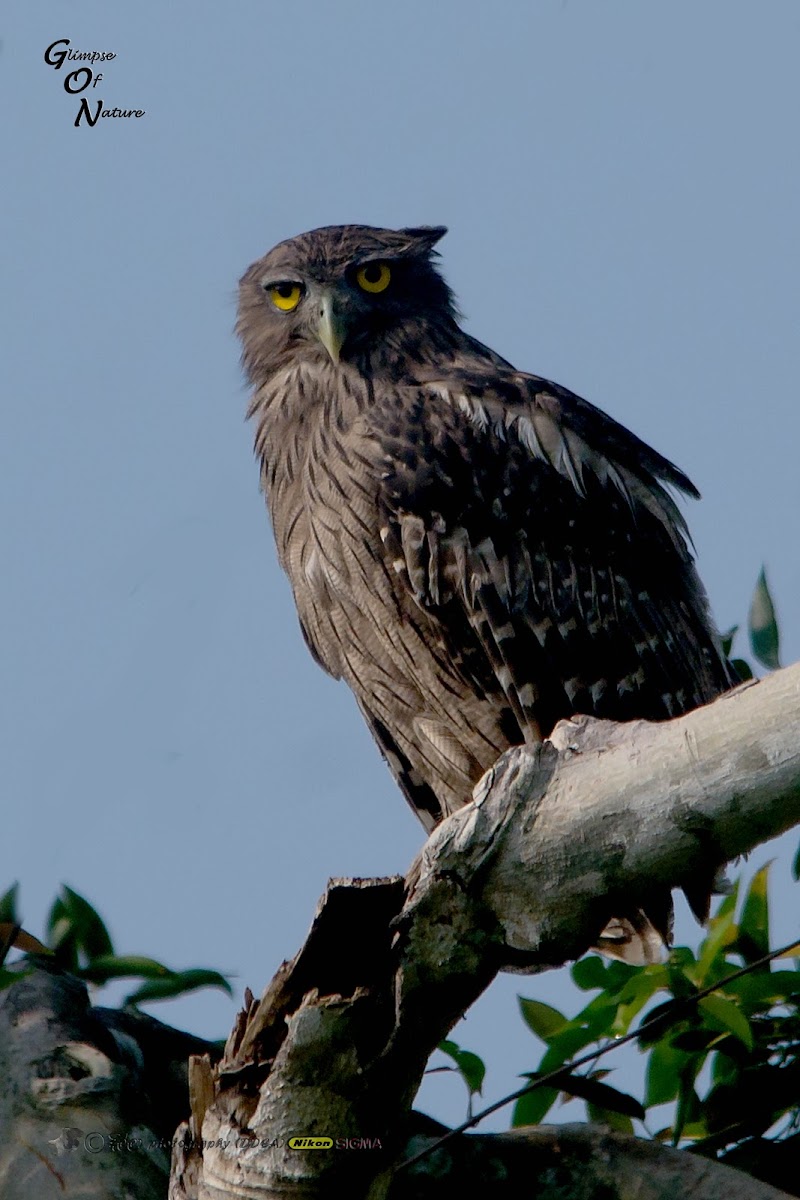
[287,1135,383,1151]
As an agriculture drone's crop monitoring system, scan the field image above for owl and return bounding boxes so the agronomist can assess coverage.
[237,224,736,960]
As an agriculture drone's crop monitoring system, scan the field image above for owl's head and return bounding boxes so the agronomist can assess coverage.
[237,224,456,381]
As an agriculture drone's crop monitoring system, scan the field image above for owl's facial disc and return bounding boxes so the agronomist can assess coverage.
[316,290,349,365]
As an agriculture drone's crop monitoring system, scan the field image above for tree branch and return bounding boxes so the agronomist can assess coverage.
[392,1121,793,1199]
[0,958,220,1199]
[166,663,799,1196]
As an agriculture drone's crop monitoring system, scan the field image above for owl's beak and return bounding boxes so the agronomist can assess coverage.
[316,292,348,365]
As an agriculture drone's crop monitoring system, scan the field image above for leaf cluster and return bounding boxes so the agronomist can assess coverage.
[0,882,231,1007]
[513,864,800,1158]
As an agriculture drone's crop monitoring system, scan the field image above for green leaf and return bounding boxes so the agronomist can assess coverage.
[713,886,740,923]
[695,886,740,984]
[673,1078,703,1145]
[677,1118,709,1142]
[601,960,639,996]
[748,568,780,670]
[731,658,754,681]
[47,886,114,967]
[518,998,568,1041]
[671,1028,725,1053]
[644,1040,693,1108]
[720,626,738,657]
[793,840,800,882]
[723,969,800,1010]
[637,1000,687,1045]
[437,1040,486,1096]
[512,1085,559,1127]
[695,883,743,984]
[586,1102,634,1134]
[539,1022,604,1072]
[0,884,20,925]
[611,967,668,1036]
[571,955,608,991]
[557,1072,644,1120]
[698,995,753,1051]
[667,946,700,995]
[79,954,172,985]
[124,968,232,1006]
[737,862,770,963]
[711,1049,740,1087]
[570,993,620,1041]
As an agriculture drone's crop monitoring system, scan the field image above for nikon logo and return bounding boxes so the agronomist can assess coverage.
[288,1136,333,1150]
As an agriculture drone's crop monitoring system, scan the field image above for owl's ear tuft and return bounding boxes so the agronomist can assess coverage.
[400,226,448,253]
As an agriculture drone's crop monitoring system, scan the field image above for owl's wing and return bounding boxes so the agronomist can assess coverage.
[374,359,735,751]
[371,361,735,953]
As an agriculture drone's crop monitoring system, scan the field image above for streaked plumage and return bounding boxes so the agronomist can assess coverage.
[237,224,736,958]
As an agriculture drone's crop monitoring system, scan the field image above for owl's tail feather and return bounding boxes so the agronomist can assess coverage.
[594,908,670,965]
[595,868,731,964]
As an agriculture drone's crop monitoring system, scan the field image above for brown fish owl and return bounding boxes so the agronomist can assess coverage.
[237,224,735,958]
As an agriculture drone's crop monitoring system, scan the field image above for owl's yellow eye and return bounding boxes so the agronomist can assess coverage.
[356,262,392,294]
[269,283,303,312]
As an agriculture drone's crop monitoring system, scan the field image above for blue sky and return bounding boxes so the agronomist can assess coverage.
[3,0,799,1131]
